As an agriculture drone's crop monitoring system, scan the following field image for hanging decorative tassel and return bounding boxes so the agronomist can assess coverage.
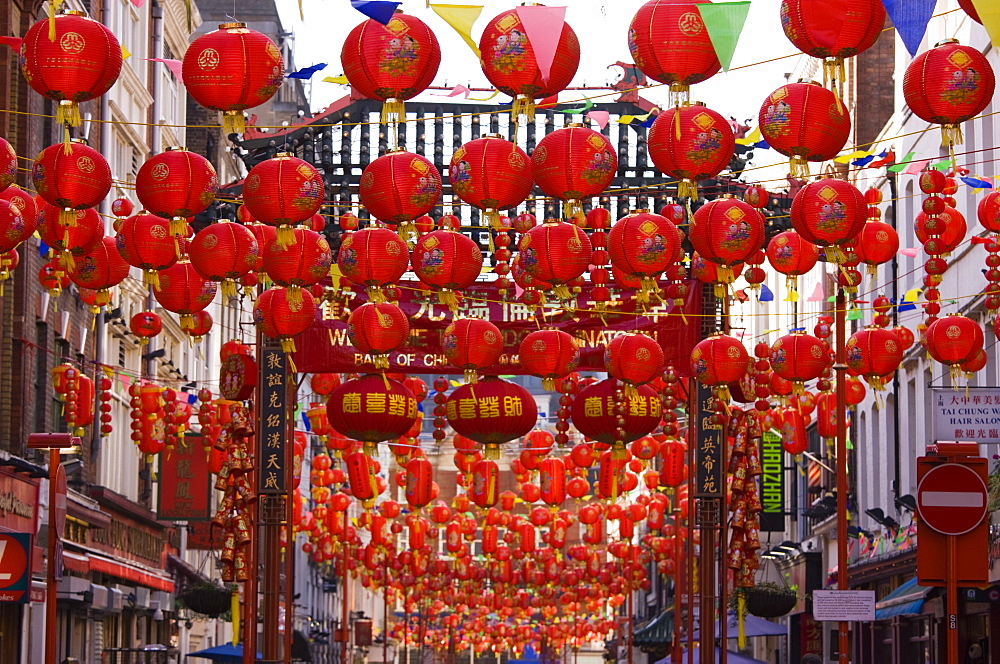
[485,443,500,460]
[275,224,297,249]
[677,179,697,199]
[552,284,572,300]
[512,95,536,122]
[231,591,240,646]
[221,111,246,136]
[59,208,77,228]
[463,368,478,384]
[381,98,405,125]
[668,83,689,108]
[941,124,963,148]
[737,595,747,649]
[789,156,810,179]
[48,1,59,42]
[563,199,584,225]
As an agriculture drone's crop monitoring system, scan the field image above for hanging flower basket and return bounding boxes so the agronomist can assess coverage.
[738,582,799,618]
[180,583,232,618]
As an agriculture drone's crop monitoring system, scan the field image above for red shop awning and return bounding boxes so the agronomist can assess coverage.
[88,555,175,592]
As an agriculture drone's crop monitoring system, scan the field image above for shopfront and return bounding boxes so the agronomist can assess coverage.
[0,464,42,664]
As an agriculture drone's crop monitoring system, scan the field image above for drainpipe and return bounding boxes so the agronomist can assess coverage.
[888,171,901,500]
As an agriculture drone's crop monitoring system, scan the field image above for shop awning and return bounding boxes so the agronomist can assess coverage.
[89,554,174,592]
[875,577,932,619]
[632,608,673,646]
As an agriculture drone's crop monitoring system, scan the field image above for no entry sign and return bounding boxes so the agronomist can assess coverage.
[917,463,988,536]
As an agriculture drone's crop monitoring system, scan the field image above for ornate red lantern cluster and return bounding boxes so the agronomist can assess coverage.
[253,286,317,354]
[790,178,867,261]
[338,227,410,301]
[519,330,579,391]
[32,140,111,230]
[846,327,902,390]
[766,230,818,292]
[925,315,984,381]
[154,261,218,332]
[116,213,178,289]
[359,150,442,233]
[518,220,593,300]
[769,332,828,393]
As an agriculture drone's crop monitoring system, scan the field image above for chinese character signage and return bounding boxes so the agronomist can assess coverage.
[258,347,289,495]
[157,435,211,521]
[694,383,723,498]
[931,388,1000,444]
[0,533,32,603]
[759,430,785,532]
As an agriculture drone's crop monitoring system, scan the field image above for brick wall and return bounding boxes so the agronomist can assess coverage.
[854,17,896,151]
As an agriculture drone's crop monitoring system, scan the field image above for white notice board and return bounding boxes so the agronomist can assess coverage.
[813,590,876,622]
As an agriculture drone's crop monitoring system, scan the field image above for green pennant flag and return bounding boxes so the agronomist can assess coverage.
[886,151,916,173]
[560,98,594,115]
[696,2,751,71]
[933,159,954,171]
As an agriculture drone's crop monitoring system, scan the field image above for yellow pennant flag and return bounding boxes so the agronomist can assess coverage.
[834,150,871,164]
[430,4,484,58]
[735,125,761,146]
[618,115,635,124]
[322,75,350,85]
[970,0,1000,48]
[783,289,799,303]
[120,44,131,59]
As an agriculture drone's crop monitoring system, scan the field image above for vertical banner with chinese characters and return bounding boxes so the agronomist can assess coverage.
[694,383,723,498]
[258,346,289,495]
[157,435,211,520]
[759,430,785,531]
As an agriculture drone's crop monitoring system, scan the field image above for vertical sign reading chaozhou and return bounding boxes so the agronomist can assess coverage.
[931,388,1000,444]
[694,383,723,498]
[759,430,785,531]
[258,347,288,495]
[157,435,211,520]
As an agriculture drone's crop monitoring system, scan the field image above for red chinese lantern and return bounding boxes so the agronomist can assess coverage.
[189,220,260,299]
[341,12,441,123]
[327,375,419,453]
[790,178,867,257]
[779,0,886,79]
[405,457,434,509]
[38,260,69,295]
[606,211,681,300]
[571,379,661,451]
[479,7,580,119]
[242,154,325,247]
[854,220,899,278]
[0,249,17,295]
[769,332,828,392]
[136,147,218,239]
[32,141,111,227]
[69,236,129,295]
[915,205,967,254]
[311,373,341,396]
[780,407,808,456]
[979,192,1000,232]
[628,0,720,98]
[116,213,178,289]
[182,22,284,135]
[766,230,819,290]
[450,136,534,228]
[130,311,162,345]
[19,11,123,127]
[758,81,851,177]
[531,125,616,222]
[36,203,102,270]
[689,198,765,292]
[155,261,218,331]
[0,138,15,193]
[186,310,213,342]
[925,315,985,379]
[659,440,686,488]
[690,333,749,400]
[519,330,580,390]
[111,198,133,219]
[605,334,664,392]
[648,104,735,198]
[345,451,380,503]
[411,229,483,309]
[1,188,37,233]
[359,150,441,229]
[539,457,567,507]
[262,227,332,303]
[337,227,409,300]
[447,377,536,458]
[846,326,902,390]
[518,220,593,299]
[902,39,996,146]
[442,318,504,382]
[470,459,501,508]
[348,302,410,369]
[253,286,317,354]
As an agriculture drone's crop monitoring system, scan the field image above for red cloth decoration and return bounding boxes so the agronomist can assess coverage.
[648,104,735,198]
[136,147,218,237]
[531,125,616,221]
[359,150,441,225]
[450,136,534,228]
[758,81,851,176]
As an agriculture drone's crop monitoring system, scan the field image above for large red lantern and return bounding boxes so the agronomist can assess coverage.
[450,136,534,228]
[32,141,111,227]
[903,39,995,146]
[766,230,819,290]
[242,154,325,247]
[262,227,332,301]
[689,198,765,292]
[341,12,441,123]
[411,229,483,309]
[690,333,749,399]
[628,0,720,98]
[470,459,500,508]
[531,125,616,222]
[154,261,218,331]
[116,213,178,289]
[136,147,218,238]
[779,1,886,62]
[925,315,985,378]
[19,11,123,127]
[405,457,434,510]
[348,302,410,369]
[647,104,735,198]
[979,192,1000,233]
[359,150,441,229]
[846,326,902,390]
[758,81,851,177]
[442,318,504,382]
[337,227,409,300]
[605,334,664,391]
[69,236,129,295]
[182,22,284,135]
[571,379,661,452]
[327,375,419,453]
[254,286,317,354]
[518,220,593,299]
[189,220,260,298]
[519,330,579,390]
[854,221,899,278]
[769,332,828,392]
[479,7,580,121]
[36,203,102,269]
[790,178,867,257]
[607,211,681,300]
[447,377,536,458]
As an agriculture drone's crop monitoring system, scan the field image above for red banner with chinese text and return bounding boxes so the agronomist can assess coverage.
[157,435,212,521]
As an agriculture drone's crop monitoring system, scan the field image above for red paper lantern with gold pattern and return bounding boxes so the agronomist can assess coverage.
[758,81,851,176]
[359,150,441,226]
[571,378,661,447]
[337,227,409,297]
[341,12,441,122]
[116,213,178,289]
[769,332,828,391]
[539,457,567,507]
[262,227,332,294]
[532,125,616,221]
[780,0,885,60]
[182,22,284,135]
[0,137,15,193]
[854,220,899,277]
[0,199,37,254]
[470,459,500,508]
[979,192,1000,233]
[32,141,111,224]
[607,211,681,298]
[412,229,483,309]
[648,104,735,198]
[628,0,720,95]
[766,230,818,290]
[690,333,748,398]
[450,135,534,228]
[447,377,536,458]
[790,178,867,254]
[311,373,341,396]
[129,311,162,345]
[19,11,123,127]
[518,220,593,299]
[605,334,664,389]
[846,326,901,389]
[69,236,129,293]
[37,203,102,268]
[915,205,967,254]
[348,302,410,369]
[189,220,260,298]
[327,374,419,449]
[254,286,317,354]
[479,7,580,118]
[903,40,995,146]
[519,330,579,391]
[136,147,218,238]
[925,314,984,369]
[186,310,213,342]
[690,198,765,285]
[659,439,686,488]
[154,261,218,331]
[38,260,70,295]
[345,450,379,502]
[443,318,504,382]
[242,154,325,247]
[405,457,434,509]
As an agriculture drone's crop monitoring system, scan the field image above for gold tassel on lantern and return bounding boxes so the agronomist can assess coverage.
[677,179,698,199]
[56,100,82,129]
[483,208,501,231]
[221,111,246,136]
[286,285,304,311]
[668,83,690,108]
[170,216,188,241]
[58,251,76,273]
[464,368,479,384]
[275,224,297,249]
[438,289,460,312]
[512,94,536,121]
[789,156,810,179]
[552,284,572,301]
[563,200,584,225]
[143,269,162,291]
[485,443,500,460]
[381,98,405,125]
[941,124,964,148]
[60,208,78,228]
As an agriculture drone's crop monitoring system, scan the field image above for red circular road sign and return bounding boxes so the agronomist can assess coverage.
[0,534,28,590]
[917,463,988,536]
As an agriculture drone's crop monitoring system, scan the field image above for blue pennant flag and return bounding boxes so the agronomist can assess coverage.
[961,176,994,189]
[38,241,48,258]
[882,0,936,57]
[852,155,875,167]
[351,1,401,25]
[758,284,774,302]
[301,412,311,431]
[752,139,769,149]
[287,63,327,80]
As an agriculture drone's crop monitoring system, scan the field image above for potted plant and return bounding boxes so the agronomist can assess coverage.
[179,582,232,618]
[732,581,798,618]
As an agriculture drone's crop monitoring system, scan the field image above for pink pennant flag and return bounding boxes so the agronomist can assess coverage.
[515,5,567,86]
[146,58,183,84]
[0,36,22,49]
[806,282,825,302]
[586,111,610,129]
[130,0,147,6]
[904,159,930,175]
[433,84,471,98]
[897,247,920,257]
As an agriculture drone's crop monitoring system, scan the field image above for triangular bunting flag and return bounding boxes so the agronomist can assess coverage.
[886,151,915,172]
[287,63,327,80]
[322,75,351,85]
[903,159,929,175]
[560,98,594,115]
[758,284,774,302]
[430,4,484,58]
[961,176,994,189]
[970,0,1000,47]
[586,111,611,129]
[432,84,472,98]
[351,0,402,25]
[806,282,825,302]
[146,58,184,84]
[515,5,567,86]
[881,0,936,57]
[735,125,761,146]
[695,2,751,71]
